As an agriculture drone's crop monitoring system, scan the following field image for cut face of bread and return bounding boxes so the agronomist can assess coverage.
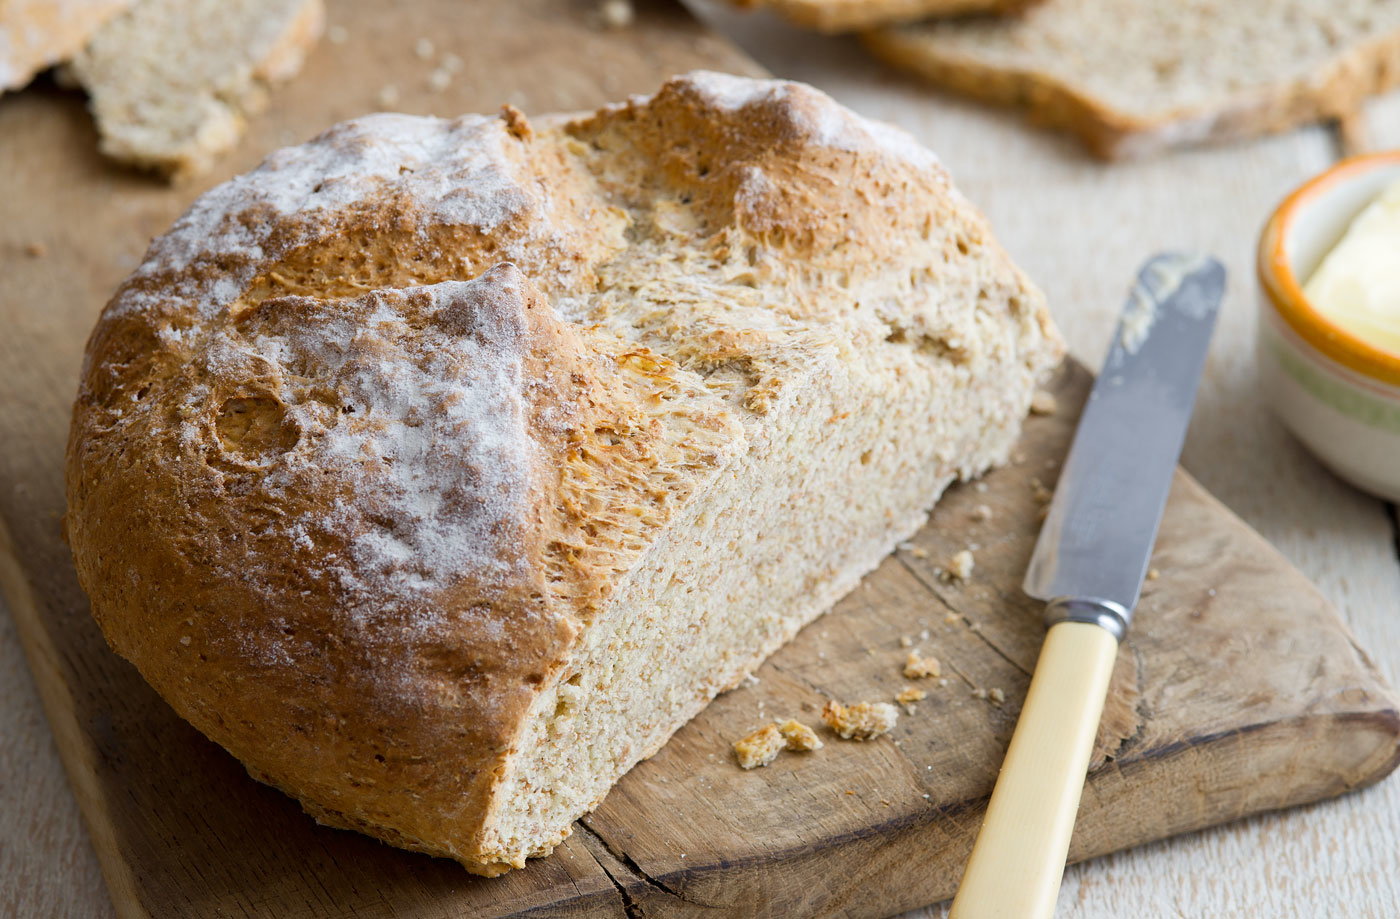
[0,0,133,91]
[66,72,1063,875]
[67,0,323,176]
[865,0,1400,158]
[725,0,1040,34]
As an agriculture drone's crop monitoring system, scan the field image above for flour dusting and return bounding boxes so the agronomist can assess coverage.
[206,269,536,603]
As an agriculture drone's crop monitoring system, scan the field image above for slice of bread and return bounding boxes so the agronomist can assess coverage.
[727,0,1039,34]
[68,0,323,177]
[66,72,1063,875]
[0,0,132,91]
[865,0,1400,158]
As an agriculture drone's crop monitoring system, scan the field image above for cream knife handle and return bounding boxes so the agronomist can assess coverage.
[949,619,1120,919]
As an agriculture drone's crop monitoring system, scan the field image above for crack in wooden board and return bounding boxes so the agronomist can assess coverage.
[0,1,1396,917]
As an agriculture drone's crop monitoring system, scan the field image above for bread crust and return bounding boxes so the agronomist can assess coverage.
[864,11,1400,158]
[732,0,1042,35]
[66,72,1060,874]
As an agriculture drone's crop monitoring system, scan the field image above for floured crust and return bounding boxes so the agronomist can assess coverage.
[0,0,133,90]
[67,71,1061,874]
[726,0,1041,34]
[864,2,1400,158]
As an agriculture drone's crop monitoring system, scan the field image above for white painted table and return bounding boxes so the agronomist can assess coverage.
[2,3,1398,915]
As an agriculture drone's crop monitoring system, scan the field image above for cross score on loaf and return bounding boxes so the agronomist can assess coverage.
[64,72,1063,876]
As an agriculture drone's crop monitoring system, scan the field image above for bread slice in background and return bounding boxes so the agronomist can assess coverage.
[0,0,132,91]
[68,0,324,177]
[864,0,1400,158]
[726,0,1040,34]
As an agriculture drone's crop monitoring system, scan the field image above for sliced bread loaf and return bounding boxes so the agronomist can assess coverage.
[726,0,1040,34]
[0,0,132,91]
[864,0,1400,158]
[66,72,1063,875]
[68,0,323,176]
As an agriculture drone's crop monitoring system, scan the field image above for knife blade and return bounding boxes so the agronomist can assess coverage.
[950,253,1225,919]
[1023,252,1225,636]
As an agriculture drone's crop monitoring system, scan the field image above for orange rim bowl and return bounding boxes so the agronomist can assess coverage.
[1257,150,1400,388]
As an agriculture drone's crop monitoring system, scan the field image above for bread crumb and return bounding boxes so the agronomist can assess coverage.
[1147,567,1161,581]
[943,611,959,624]
[972,688,988,700]
[441,52,462,73]
[895,686,926,711]
[23,241,47,258]
[428,68,451,92]
[822,700,899,740]
[733,724,785,769]
[778,719,823,752]
[1030,390,1058,415]
[178,635,191,646]
[1031,478,1054,503]
[903,651,942,679]
[947,549,975,581]
[974,481,989,493]
[845,789,856,795]
[597,0,634,28]
[326,24,348,44]
[898,635,913,648]
[909,546,929,559]
[414,37,435,60]
[988,687,1005,704]
[499,103,533,141]
[971,503,992,522]
[376,84,400,108]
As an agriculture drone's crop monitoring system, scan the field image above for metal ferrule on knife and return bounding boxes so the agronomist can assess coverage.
[1042,597,1132,641]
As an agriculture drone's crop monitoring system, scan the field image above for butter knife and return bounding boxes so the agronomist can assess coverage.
[950,253,1226,919]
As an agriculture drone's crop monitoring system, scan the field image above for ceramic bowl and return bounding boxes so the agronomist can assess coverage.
[1257,151,1400,502]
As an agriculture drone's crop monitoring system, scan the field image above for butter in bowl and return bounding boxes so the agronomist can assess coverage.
[1258,152,1400,501]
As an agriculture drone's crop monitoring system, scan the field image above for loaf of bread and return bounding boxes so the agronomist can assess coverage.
[66,72,1063,875]
[724,0,1039,34]
[0,0,132,91]
[67,0,323,176]
[865,0,1400,158]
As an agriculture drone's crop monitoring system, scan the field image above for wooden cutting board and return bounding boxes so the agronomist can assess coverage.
[1,1,1397,917]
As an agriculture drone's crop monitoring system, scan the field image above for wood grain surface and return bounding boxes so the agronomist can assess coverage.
[2,1,1399,917]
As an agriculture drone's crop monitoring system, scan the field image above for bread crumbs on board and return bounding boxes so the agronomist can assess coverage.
[822,700,899,740]
[895,686,926,712]
[733,724,785,769]
[904,651,942,679]
[1030,389,1058,415]
[946,549,975,580]
[733,718,823,767]
[778,719,823,752]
